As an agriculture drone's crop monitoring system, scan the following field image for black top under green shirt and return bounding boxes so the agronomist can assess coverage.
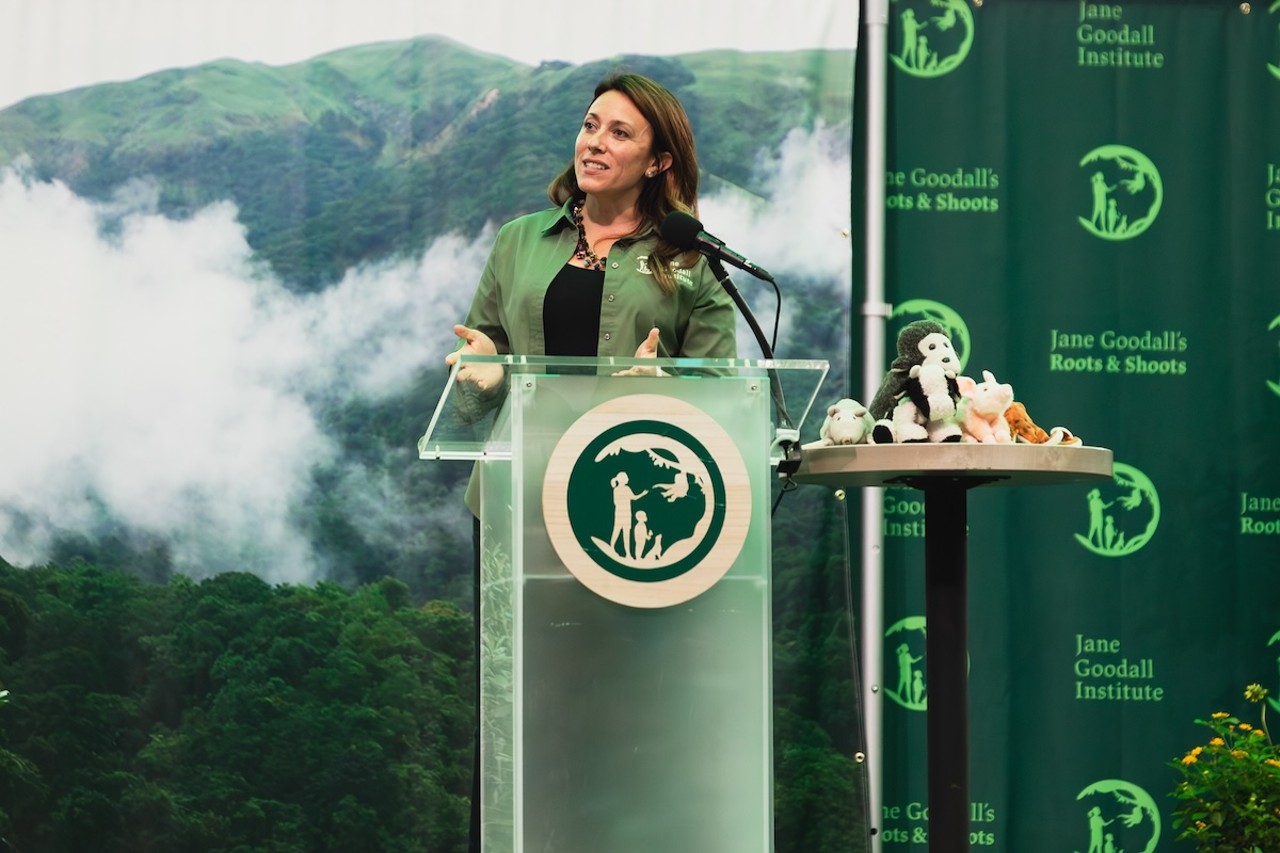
[542,263,605,356]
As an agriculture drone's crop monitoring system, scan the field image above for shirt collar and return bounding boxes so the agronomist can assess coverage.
[542,196,658,244]
[542,197,578,236]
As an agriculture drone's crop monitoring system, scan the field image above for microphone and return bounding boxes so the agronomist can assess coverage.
[660,211,775,283]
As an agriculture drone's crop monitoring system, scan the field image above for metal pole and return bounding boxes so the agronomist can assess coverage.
[860,0,891,848]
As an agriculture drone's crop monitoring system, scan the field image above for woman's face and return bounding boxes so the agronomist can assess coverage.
[574,89,669,206]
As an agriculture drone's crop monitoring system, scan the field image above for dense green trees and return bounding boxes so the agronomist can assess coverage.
[0,562,473,852]
[0,542,869,851]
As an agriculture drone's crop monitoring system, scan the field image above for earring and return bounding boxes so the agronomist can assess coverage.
[646,169,657,178]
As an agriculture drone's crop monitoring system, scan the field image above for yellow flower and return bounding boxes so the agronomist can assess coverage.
[1211,711,1230,720]
[1244,683,1269,703]
[1231,749,1248,759]
[1182,753,1199,765]
[1210,737,1226,746]
[1265,758,1280,769]
[1239,722,1253,732]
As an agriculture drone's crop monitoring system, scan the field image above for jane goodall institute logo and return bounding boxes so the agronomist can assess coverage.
[885,615,930,711]
[542,394,751,608]
[1074,779,1161,853]
[890,0,976,77]
[1078,145,1163,240]
[1269,630,1280,716]
[1270,0,1280,81]
[1269,314,1280,398]
[1075,462,1160,557]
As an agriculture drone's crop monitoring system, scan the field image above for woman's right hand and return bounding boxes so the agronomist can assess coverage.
[613,327,664,377]
[447,324,504,393]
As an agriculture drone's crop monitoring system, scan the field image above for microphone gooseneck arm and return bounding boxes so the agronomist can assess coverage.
[706,256,775,362]
[705,257,801,476]
[659,211,800,474]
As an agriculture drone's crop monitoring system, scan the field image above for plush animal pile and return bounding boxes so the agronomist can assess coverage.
[812,319,1083,447]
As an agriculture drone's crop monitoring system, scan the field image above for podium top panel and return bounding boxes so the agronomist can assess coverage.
[792,443,1114,489]
[418,354,830,461]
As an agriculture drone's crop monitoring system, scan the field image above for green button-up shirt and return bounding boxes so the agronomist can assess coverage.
[463,199,738,359]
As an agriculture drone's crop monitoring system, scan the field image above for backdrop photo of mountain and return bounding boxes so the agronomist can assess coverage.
[0,35,866,852]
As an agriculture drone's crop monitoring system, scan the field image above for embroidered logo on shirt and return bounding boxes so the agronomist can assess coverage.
[638,256,693,286]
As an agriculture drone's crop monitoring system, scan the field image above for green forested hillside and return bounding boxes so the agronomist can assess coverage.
[0,38,853,290]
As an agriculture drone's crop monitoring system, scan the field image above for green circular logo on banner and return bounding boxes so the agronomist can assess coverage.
[885,615,930,712]
[1268,315,1280,399]
[889,0,975,78]
[1075,462,1160,557]
[890,299,971,373]
[1268,631,1280,716]
[1078,145,1163,240]
[1269,3,1280,80]
[1074,779,1161,853]
[543,394,751,608]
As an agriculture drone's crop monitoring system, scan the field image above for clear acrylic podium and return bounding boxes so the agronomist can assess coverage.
[420,354,827,853]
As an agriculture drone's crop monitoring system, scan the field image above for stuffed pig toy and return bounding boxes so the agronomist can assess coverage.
[957,369,1014,444]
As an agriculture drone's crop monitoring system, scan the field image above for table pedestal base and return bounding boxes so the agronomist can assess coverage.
[912,478,990,853]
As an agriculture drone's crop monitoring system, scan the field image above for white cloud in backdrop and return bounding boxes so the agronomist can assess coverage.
[702,123,854,354]
[0,122,850,581]
[0,164,487,580]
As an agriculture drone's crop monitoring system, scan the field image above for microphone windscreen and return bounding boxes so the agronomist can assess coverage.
[659,211,703,250]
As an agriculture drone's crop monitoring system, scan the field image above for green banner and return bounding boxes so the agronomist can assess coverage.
[856,0,1280,848]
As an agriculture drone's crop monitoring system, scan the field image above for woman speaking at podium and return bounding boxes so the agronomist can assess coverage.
[446,71,737,851]
[447,71,737,393]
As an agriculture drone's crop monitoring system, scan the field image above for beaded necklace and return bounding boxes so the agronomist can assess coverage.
[572,200,606,271]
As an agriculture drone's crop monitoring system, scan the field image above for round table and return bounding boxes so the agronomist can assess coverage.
[793,442,1114,853]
